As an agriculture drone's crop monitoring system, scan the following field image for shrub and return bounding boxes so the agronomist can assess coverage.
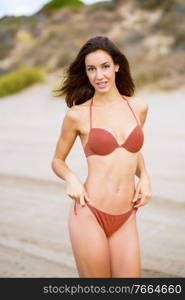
[43,0,84,10]
[0,66,44,98]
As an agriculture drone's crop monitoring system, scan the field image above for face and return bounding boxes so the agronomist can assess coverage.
[85,49,119,93]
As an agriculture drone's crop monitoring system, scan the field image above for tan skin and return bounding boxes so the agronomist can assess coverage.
[52,50,152,277]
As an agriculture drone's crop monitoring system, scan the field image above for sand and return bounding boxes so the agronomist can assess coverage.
[0,74,185,277]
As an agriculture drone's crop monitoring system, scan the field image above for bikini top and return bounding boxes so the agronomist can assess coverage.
[83,96,144,157]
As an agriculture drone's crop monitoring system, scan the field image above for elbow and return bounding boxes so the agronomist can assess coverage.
[51,157,57,173]
[51,156,65,174]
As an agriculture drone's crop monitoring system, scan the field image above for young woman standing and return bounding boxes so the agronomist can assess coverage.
[52,36,152,277]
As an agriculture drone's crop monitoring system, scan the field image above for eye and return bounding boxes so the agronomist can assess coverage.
[87,67,94,71]
[104,65,110,68]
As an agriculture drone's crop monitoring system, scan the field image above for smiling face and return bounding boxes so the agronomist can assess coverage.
[85,49,119,93]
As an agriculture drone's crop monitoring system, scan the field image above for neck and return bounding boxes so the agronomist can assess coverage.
[93,86,123,106]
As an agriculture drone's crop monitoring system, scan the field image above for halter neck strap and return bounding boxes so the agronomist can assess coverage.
[89,97,93,129]
[89,95,139,129]
[126,99,139,125]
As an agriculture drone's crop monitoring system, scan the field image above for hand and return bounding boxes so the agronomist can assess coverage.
[66,174,91,207]
[132,174,152,208]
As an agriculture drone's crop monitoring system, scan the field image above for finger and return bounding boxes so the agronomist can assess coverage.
[132,190,141,203]
[133,198,140,207]
[80,194,86,207]
[134,203,142,208]
[134,198,146,208]
[68,193,77,201]
[83,190,91,203]
[146,194,152,201]
[72,193,79,202]
[134,200,143,208]
[66,191,74,199]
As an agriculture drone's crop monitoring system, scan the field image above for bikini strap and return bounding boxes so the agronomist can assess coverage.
[90,97,93,129]
[125,98,139,125]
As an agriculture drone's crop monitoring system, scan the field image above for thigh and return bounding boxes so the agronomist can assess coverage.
[68,202,111,278]
[108,210,141,278]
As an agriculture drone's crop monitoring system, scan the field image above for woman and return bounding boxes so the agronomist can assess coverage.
[51,36,152,278]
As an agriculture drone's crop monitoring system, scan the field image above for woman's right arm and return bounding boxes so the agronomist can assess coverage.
[51,106,90,206]
[51,106,79,181]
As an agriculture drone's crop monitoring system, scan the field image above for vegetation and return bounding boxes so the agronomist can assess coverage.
[0,66,44,98]
[43,0,84,10]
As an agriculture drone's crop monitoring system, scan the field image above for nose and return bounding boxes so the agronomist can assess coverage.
[96,69,104,80]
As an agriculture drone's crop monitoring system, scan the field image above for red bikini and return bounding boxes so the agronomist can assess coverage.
[84,96,144,156]
[74,96,144,237]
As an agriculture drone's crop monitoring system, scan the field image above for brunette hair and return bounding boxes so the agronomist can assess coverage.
[57,36,135,107]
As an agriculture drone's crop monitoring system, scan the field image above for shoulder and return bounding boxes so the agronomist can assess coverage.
[65,100,90,129]
[63,105,81,133]
[127,95,148,113]
[125,95,149,127]
[63,107,78,130]
[66,105,80,119]
[66,99,91,118]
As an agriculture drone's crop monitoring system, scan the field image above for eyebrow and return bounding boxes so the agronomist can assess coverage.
[86,61,110,67]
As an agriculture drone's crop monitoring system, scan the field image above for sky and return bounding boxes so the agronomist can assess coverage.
[0,0,109,18]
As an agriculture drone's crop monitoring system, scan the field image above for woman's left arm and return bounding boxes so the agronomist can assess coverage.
[135,151,149,179]
[133,152,152,208]
[132,98,152,208]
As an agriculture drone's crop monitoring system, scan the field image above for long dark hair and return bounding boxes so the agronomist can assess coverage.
[57,36,135,107]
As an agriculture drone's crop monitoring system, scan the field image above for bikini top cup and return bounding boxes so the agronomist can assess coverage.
[84,96,144,157]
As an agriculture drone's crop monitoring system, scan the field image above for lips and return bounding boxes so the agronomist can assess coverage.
[96,81,108,88]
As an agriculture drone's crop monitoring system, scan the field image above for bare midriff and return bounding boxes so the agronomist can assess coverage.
[83,148,138,214]
[78,98,141,214]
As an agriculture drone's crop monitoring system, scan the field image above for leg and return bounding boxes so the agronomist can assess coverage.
[68,203,111,277]
[108,210,141,277]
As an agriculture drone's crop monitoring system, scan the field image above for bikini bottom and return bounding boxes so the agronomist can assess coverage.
[73,201,138,238]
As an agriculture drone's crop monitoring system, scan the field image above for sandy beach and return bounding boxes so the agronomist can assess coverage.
[0,75,185,277]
